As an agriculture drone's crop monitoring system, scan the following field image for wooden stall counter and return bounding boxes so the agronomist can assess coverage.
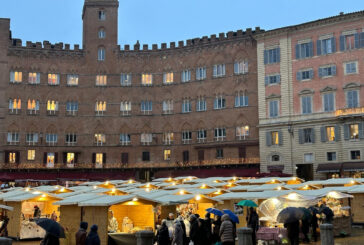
[333,216,352,236]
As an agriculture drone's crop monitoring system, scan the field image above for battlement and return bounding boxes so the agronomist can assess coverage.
[10,39,82,51]
[119,27,264,53]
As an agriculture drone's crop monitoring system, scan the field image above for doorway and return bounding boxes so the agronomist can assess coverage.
[296,164,313,181]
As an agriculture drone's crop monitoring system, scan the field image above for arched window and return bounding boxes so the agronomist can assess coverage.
[272,155,280,162]
[98,28,105,39]
[98,47,105,61]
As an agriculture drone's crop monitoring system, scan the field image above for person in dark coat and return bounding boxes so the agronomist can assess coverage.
[172,219,184,245]
[309,207,319,242]
[203,213,212,244]
[301,219,310,243]
[284,221,300,245]
[156,219,170,245]
[319,204,334,224]
[212,215,222,244]
[189,214,202,245]
[41,232,60,245]
[0,216,9,237]
[177,216,188,245]
[33,205,41,219]
[247,207,259,245]
[76,221,88,245]
[86,224,100,245]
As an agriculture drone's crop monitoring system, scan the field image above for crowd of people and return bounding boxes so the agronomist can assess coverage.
[156,208,260,245]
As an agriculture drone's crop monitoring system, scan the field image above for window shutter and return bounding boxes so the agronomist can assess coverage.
[277,75,281,84]
[54,153,58,164]
[278,131,283,146]
[63,152,67,164]
[360,32,364,48]
[311,128,315,143]
[353,91,358,107]
[244,95,249,106]
[4,151,9,164]
[264,50,268,64]
[10,71,14,82]
[302,97,307,113]
[92,153,96,164]
[277,48,280,62]
[339,35,345,51]
[213,66,217,77]
[343,124,350,140]
[354,33,359,49]
[331,37,336,52]
[335,125,340,141]
[234,62,238,74]
[103,153,107,164]
[316,40,322,56]
[309,41,313,57]
[266,132,272,146]
[295,44,300,59]
[298,129,304,144]
[56,74,60,84]
[318,68,323,78]
[296,71,302,81]
[359,122,364,139]
[265,76,269,86]
[332,66,336,76]
[269,102,273,117]
[16,151,20,164]
[309,69,314,79]
[43,152,47,164]
[320,127,327,142]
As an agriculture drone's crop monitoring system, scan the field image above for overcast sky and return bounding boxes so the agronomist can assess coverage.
[0,0,362,47]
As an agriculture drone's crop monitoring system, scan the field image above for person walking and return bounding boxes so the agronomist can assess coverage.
[204,213,212,244]
[76,222,88,245]
[172,219,183,245]
[301,218,310,243]
[41,232,60,245]
[189,214,202,245]
[177,216,188,245]
[284,221,300,245]
[157,220,170,245]
[247,207,259,245]
[309,207,319,242]
[212,215,222,244]
[86,224,100,245]
[219,214,235,245]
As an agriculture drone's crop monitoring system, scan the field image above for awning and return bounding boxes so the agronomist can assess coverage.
[342,162,364,172]
[316,163,342,173]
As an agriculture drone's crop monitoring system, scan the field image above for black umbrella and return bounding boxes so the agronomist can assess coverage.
[36,218,65,238]
[320,206,334,217]
[299,207,312,222]
[277,207,304,224]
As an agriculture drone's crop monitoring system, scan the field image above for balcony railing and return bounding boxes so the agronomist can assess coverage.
[0,157,260,170]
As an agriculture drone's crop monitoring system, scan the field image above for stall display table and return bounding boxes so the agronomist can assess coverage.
[257,227,287,244]
[108,232,137,245]
[332,216,351,236]
[19,220,46,239]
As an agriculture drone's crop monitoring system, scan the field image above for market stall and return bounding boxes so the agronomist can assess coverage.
[4,191,61,239]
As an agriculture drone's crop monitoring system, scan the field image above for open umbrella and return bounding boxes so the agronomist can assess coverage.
[277,207,304,224]
[206,208,223,216]
[36,218,65,238]
[299,207,312,222]
[237,200,258,207]
[223,209,239,224]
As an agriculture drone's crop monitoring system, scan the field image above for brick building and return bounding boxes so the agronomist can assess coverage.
[257,11,364,180]
[0,0,261,181]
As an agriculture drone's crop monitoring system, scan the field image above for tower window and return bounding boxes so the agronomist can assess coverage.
[98,29,105,39]
[98,11,106,21]
[98,48,105,61]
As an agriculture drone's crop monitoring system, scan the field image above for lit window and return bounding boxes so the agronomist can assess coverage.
[141,133,152,145]
[65,133,77,145]
[182,99,192,113]
[214,96,226,110]
[48,74,59,85]
[46,134,58,145]
[47,100,59,114]
[271,131,279,145]
[67,74,79,86]
[27,150,35,161]
[214,128,226,141]
[181,70,191,83]
[326,127,335,142]
[94,133,106,146]
[67,153,75,164]
[162,100,173,114]
[47,153,55,167]
[163,72,173,84]
[98,28,105,39]
[197,130,207,143]
[164,149,171,161]
[27,99,40,114]
[196,67,206,80]
[28,72,40,84]
[234,61,248,74]
[346,90,359,108]
[351,150,361,160]
[213,64,225,78]
[10,71,22,83]
[120,73,132,86]
[9,98,21,112]
[120,101,131,116]
[98,10,106,20]
[120,134,131,145]
[96,75,107,86]
[182,131,192,144]
[95,101,107,115]
[196,97,206,112]
[140,101,152,114]
[350,124,359,139]
[235,92,249,107]
[141,74,152,86]
[98,48,105,61]
[66,101,78,115]
[9,152,17,164]
[304,153,314,163]
[7,132,19,144]
[26,133,38,145]
[163,132,174,145]
[236,126,250,139]
[95,153,104,165]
